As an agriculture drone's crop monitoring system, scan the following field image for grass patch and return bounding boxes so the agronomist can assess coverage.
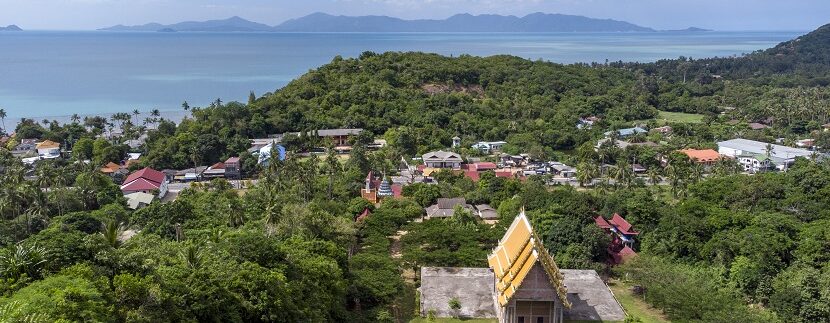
[608,279,670,323]
[409,318,497,323]
[657,111,704,124]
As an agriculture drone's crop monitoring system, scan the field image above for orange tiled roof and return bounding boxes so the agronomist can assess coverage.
[36,140,60,149]
[678,149,721,162]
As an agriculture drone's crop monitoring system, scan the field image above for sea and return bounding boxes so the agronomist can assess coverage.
[0,31,803,123]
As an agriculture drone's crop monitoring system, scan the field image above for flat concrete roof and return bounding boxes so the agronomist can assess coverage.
[718,138,815,160]
[420,267,497,318]
[420,267,625,322]
[561,269,627,322]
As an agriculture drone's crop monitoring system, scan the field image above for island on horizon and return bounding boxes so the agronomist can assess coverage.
[99,13,711,33]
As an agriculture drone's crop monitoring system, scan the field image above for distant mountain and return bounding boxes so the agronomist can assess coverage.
[99,16,273,32]
[99,13,656,33]
[273,12,655,32]
[0,25,22,31]
[666,27,712,32]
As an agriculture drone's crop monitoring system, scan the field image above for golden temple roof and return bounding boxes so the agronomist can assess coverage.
[488,210,570,308]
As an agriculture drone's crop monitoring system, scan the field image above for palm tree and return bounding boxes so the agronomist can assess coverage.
[101,219,125,248]
[576,161,597,187]
[182,101,190,111]
[132,109,140,125]
[180,243,203,270]
[150,109,160,118]
[647,168,662,186]
[70,114,80,124]
[0,108,6,135]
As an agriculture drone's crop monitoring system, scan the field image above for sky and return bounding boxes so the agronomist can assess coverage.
[0,0,828,31]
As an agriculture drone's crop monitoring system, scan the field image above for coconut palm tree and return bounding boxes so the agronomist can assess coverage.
[180,243,203,270]
[101,219,125,249]
[576,161,598,187]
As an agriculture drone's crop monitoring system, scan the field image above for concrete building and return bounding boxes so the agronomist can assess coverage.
[717,138,817,171]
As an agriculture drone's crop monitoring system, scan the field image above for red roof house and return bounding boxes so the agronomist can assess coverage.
[610,213,639,235]
[594,216,612,230]
[121,167,168,198]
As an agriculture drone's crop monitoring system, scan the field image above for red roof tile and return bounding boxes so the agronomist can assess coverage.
[123,168,165,187]
[391,184,403,198]
[121,178,161,192]
[464,170,481,182]
[595,216,612,229]
[225,157,240,164]
[610,213,638,235]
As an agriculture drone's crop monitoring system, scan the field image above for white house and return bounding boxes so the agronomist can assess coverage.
[35,140,61,159]
[422,151,463,169]
[736,154,774,173]
[471,141,507,154]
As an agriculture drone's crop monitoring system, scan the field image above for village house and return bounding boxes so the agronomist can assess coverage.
[422,150,463,169]
[737,154,774,173]
[576,116,599,129]
[419,211,625,322]
[471,141,508,154]
[424,197,475,219]
[595,214,639,265]
[678,149,722,166]
[549,162,576,178]
[224,157,241,179]
[475,204,498,222]
[36,140,61,159]
[121,167,169,198]
[202,162,226,179]
[603,126,647,138]
[748,122,769,130]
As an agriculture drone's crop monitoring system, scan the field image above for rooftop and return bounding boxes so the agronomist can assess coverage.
[718,138,815,160]
[678,149,721,162]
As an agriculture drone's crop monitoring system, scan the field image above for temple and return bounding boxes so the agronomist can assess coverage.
[488,212,570,323]
[419,211,626,322]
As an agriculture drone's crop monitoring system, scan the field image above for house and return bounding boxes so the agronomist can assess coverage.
[471,141,507,154]
[499,153,528,167]
[35,140,61,159]
[748,122,769,130]
[737,154,774,173]
[174,166,208,182]
[257,143,286,165]
[603,126,647,138]
[717,138,818,171]
[462,162,498,182]
[417,211,626,322]
[203,162,226,178]
[595,214,639,248]
[595,214,640,265]
[549,162,576,178]
[101,162,122,174]
[475,204,498,221]
[653,126,672,135]
[632,164,647,174]
[422,151,463,169]
[452,136,461,148]
[424,198,475,219]
[678,149,722,166]
[121,167,168,198]
[224,157,241,179]
[796,139,815,148]
[823,123,830,132]
[361,171,402,204]
[281,128,364,147]
[14,139,38,153]
[125,192,155,210]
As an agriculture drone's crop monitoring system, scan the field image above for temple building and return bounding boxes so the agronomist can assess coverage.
[420,211,626,322]
[361,171,401,204]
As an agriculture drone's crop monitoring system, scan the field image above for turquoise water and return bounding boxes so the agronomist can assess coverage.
[0,31,803,121]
